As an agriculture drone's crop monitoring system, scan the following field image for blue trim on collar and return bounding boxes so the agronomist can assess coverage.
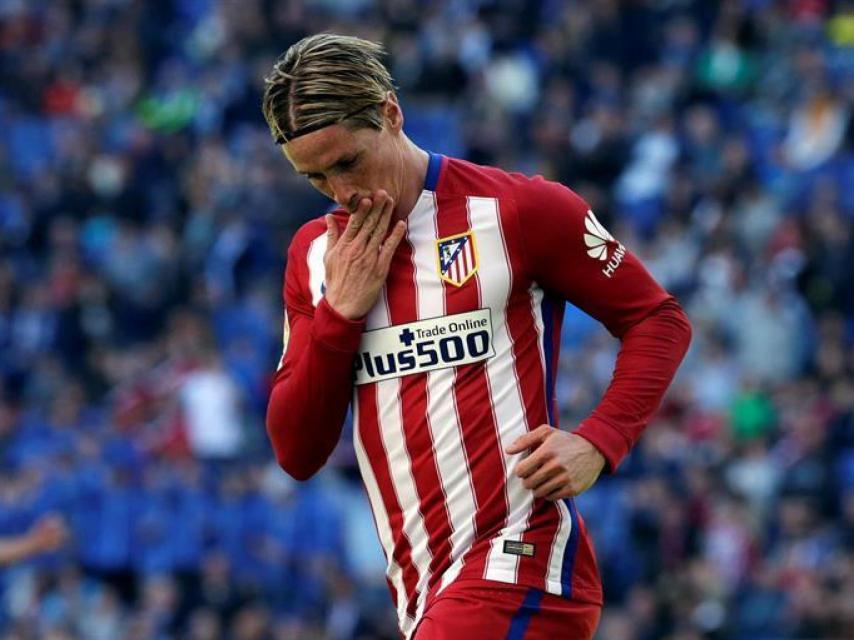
[424,151,443,191]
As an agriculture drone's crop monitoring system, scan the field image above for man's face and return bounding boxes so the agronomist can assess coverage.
[282,110,400,213]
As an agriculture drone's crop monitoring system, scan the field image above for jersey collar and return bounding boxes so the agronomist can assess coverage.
[424,151,444,192]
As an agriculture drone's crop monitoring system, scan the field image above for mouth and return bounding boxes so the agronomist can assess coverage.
[345,195,358,213]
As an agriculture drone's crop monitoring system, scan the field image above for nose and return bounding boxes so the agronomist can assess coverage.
[327,175,358,211]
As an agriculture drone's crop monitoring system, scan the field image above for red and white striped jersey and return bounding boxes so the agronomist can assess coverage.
[268,153,691,637]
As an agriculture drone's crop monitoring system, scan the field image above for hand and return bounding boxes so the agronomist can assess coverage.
[506,426,606,501]
[323,190,407,320]
[27,514,69,553]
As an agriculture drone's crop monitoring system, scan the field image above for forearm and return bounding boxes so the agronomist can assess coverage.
[574,298,692,473]
[0,536,39,566]
[266,299,363,480]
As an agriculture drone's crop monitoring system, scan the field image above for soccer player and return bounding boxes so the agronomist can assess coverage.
[263,34,691,639]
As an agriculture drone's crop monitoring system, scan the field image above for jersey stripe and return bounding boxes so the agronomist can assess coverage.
[489,198,549,589]
[523,286,574,593]
[526,285,549,427]
[467,196,534,585]
[540,295,559,426]
[536,293,580,596]
[359,290,423,631]
[407,193,478,609]
[306,234,327,306]
[386,192,494,622]
[506,284,569,591]
[352,392,409,622]
[433,192,505,592]
[505,285,553,588]
[389,196,451,620]
[561,497,581,597]
[372,286,433,622]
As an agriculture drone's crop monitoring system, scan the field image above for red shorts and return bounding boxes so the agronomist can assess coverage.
[412,579,601,640]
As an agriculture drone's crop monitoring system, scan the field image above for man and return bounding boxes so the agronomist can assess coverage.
[263,34,691,639]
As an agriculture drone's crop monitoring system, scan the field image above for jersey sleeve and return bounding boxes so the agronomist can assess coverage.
[265,227,365,480]
[513,177,692,473]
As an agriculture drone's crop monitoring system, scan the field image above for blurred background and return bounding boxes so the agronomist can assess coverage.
[0,0,852,638]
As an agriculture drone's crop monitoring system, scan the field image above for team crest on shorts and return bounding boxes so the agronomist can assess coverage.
[436,231,478,287]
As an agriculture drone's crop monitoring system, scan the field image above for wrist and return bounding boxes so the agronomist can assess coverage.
[574,417,629,475]
[324,293,364,321]
[328,303,363,321]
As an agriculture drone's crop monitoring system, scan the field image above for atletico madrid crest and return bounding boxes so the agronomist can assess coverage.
[436,231,478,287]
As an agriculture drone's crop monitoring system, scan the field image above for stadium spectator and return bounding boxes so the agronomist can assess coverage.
[0,515,67,567]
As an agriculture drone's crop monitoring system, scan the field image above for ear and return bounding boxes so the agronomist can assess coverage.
[382,92,404,133]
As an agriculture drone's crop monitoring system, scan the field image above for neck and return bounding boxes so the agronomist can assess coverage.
[393,137,430,222]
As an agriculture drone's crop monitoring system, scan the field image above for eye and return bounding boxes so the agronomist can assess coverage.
[335,156,359,173]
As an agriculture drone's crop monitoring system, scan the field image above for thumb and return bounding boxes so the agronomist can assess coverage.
[505,425,551,455]
[326,214,340,248]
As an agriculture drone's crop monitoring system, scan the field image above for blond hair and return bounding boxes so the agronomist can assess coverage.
[262,34,395,144]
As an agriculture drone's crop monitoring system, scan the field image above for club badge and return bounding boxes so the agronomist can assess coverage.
[436,231,478,287]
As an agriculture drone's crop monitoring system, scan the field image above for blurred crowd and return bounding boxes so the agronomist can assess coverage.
[0,0,852,638]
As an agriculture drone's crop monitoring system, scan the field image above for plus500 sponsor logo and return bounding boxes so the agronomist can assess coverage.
[354,308,495,385]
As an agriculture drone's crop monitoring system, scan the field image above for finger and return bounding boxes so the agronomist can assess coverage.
[325,214,340,249]
[522,460,559,491]
[355,191,389,244]
[368,195,395,250]
[506,425,552,455]
[341,198,372,241]
[378,220,406,270]
[546,480,579,500]
[514,447,549,479]
[533,475,568,500]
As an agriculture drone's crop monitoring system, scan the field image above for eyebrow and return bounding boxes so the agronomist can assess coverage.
[299,152,360,178]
